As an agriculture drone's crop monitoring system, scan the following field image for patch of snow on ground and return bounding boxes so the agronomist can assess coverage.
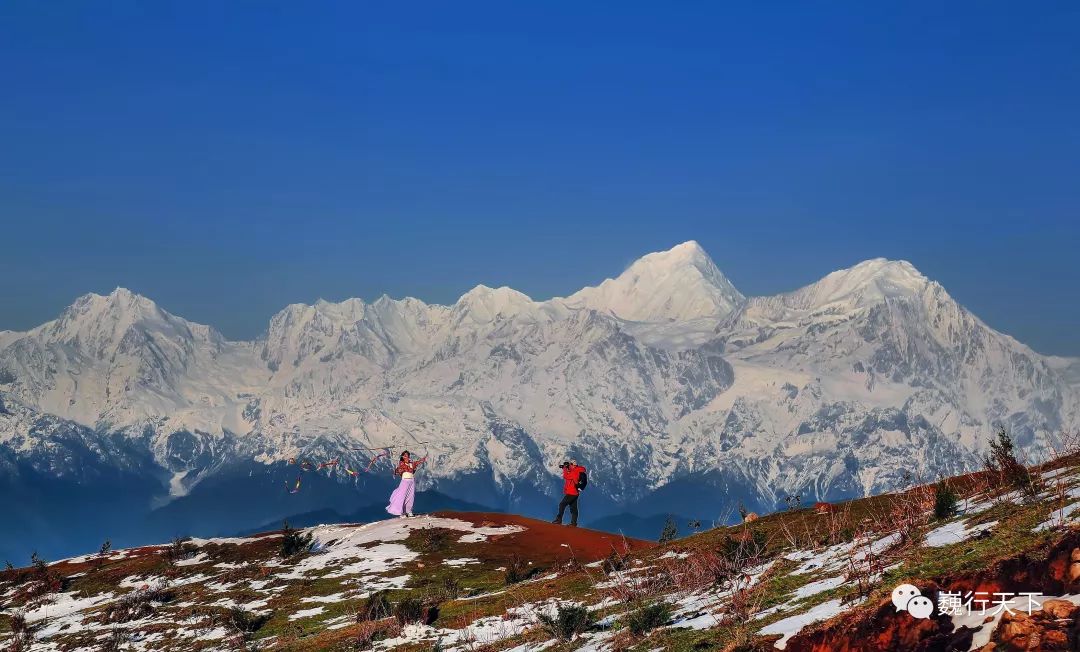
[789,531,900,576]
[791,542,853,575]
[950,595,1080,652]
[586,596,619,612]
[192,626,229,641]
[668,562,773,630]
[854,532,901,561]
[758,598,849,649]
[213,561,249,569]
[958,496,995,515]
[289,606,326,620]
[672,611,721,630]
[1035,502,1080,532]
[175,552,210,567]
[119,573,212,589]
[443,557,480,567]
[952,607,1004,650]
[212,596,270,611]
[189,533,282,546]
[575,630,617,652]
[1041,467,1075,481]
[371,599,566,651]
[21,590,116,624]
[659,551,690,560]
[300,593,349,604]
[301,516,520,563]
[792,576,845,600]
[505,641,558,652]
[924,520,998,547]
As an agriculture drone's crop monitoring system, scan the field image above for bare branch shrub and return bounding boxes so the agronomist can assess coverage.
[99,582,176,624]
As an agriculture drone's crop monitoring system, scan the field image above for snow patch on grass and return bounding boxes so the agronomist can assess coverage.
[792,575,845,600]
[1035,502,1080,532]
[924,520,997,547]
[289,606,326,621]
[758,598,850,649]
[443,557,480,567]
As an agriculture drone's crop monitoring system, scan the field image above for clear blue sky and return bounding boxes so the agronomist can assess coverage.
[2,2,1078,354]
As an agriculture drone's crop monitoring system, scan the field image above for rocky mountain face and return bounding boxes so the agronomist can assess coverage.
[1,241,1077,559]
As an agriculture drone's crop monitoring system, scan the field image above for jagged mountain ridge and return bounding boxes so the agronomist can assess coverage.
[1,242,1077,542]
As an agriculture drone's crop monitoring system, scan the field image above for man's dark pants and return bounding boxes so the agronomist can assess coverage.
[555,494,579,525]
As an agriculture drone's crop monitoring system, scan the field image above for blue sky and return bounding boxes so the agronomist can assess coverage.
[1,2,1078,354]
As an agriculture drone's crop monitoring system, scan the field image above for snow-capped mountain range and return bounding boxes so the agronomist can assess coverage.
[2,241,1078,556]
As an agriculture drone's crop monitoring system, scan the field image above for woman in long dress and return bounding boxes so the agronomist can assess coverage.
[386,450,424,518]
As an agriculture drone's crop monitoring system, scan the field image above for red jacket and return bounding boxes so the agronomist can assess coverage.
[562,465,586,496]
[394,459,423,476]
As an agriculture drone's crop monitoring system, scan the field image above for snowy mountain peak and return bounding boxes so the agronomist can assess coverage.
[455,284,535,310]
[41,287,222,355]
[560,241,746,322]
[454,285,538,322]
[74,287,160,318]
[788,258,932,310]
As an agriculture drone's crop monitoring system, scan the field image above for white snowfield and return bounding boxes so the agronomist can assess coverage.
[1,240,1077,511]
[277,517,523,582]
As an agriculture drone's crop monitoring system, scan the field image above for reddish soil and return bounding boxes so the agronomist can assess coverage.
[432,511,654,564]
[787,531,1080,652]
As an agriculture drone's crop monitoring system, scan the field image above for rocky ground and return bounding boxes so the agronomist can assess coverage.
[6,456,1080,651]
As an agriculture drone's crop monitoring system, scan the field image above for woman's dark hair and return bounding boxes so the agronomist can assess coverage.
[399,450,411,461]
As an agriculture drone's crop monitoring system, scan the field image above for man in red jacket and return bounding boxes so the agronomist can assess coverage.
[552,459,587,527]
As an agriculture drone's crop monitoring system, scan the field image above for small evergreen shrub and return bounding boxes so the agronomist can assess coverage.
[984,427,1036,497]
[3,560,20,585]
[96,539,112,569]
[658,516,678,543]
[626,602,672,637]
[280,521,314,559]
[30,551,47,577]
[24,551,61,598]
[394,596,438,626]
[538,604,591,641]
[933,481,959,520]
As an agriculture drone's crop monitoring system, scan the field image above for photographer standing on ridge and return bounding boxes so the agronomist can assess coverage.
[552,459,588,527]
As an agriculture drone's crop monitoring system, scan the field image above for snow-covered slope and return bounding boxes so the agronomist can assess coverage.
[1,242,1077,542]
